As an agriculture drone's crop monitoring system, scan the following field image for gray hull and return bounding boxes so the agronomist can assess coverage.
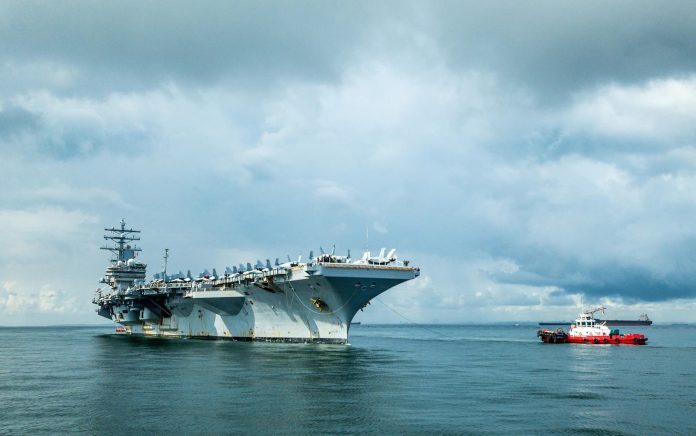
[97,263,419,344]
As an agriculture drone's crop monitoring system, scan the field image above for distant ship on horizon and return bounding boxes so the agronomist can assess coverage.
[539,313,652,327]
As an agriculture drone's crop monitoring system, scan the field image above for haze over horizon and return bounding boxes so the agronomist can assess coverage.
[2,1,696,325]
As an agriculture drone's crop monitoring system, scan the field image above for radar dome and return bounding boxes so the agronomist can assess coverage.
[127,258,136,266]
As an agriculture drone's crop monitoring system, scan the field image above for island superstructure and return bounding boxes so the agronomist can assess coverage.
[93,220,420,343]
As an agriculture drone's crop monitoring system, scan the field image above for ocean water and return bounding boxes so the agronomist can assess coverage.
[1,324,695,435]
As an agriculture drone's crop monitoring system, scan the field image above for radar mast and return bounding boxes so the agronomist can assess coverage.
[101,218,142,263]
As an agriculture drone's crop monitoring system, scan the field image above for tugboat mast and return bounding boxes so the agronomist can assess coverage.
[584,306,607,316]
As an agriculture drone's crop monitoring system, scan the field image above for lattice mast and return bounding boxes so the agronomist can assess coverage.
[101,218,142,262]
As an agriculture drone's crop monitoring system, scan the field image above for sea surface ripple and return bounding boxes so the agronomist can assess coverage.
[1,324,695,435]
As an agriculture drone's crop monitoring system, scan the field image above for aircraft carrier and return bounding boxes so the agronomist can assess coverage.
[92,220,420,343]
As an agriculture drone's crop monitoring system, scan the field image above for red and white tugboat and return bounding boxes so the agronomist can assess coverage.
[537,307,648,345]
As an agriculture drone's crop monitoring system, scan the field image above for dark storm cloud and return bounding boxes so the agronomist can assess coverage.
[494,254,696,302]
[4,1,695,99]
[0,99,152,160]
[426,0,696,101]
[0,0,380,91]
[0,105,41,138]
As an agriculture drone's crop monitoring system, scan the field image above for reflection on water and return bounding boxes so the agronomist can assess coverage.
[90,335,399,433]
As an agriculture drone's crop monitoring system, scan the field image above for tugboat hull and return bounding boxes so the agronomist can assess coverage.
[537,329,568,343]
[564,333,647,345]
[537,329,647,345]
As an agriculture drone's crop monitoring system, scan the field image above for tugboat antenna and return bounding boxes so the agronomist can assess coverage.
[584,306,607,316]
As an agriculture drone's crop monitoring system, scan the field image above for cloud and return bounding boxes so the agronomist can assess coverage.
[425,1,696,101]
[3,1,694,101]
[2,90,159,159]
[313,180,356,206]
[564,77,696,144]
[38,286,79,314]
[465,150,696,301]
[0,1,381,92]
[1,2,696,324]
[28,183,129,208]
[0,103,42,138]
[0,283,33,315]
[0,284,79,318]
[4,66,694,312]
[0,207,97,261]
[0,61,79,97]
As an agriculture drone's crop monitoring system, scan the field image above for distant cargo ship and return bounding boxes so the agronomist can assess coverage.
[539,313,652,327]
[597,314,652,326]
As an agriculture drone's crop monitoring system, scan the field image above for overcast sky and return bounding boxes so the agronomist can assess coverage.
[2,1,696,325]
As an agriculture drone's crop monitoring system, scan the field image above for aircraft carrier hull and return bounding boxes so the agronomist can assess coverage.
[96,263,419,344]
